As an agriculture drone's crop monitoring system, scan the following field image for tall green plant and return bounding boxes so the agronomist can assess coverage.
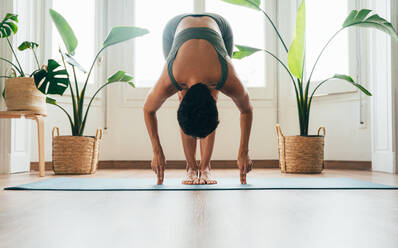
[34,9,149,136]
[223,0,398,136]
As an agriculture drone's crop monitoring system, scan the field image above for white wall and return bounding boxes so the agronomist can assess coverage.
[26,0,378,163]
[392,0,398,171]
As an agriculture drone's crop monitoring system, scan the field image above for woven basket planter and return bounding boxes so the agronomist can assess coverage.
[52,127,102,175]
[5,76,46,115]
[276,124,325,174]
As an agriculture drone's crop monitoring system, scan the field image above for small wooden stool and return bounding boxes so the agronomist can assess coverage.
[0,111,46,177]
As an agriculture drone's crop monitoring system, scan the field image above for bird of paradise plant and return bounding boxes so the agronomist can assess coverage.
[222,0,398,136]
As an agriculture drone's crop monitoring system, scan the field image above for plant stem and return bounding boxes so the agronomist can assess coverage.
[78,47,104,131]
[72,65,79,103]
[262,49,299,98]
[59,50,79,135]
[52,103,74,133]
[260,9,289,53]
[6,37,24,77]
[29,69,40,77]
[79,81,116,136]
[0,57,24,76]
[244,0,289,52]
[297,78,306,135]
[261,50,303,134]
[32,49,40,70]
[308,77,332,104]
[305,77,333,133]
[308,29,342,83]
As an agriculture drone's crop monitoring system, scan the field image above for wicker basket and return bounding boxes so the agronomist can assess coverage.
[52,127,102,174]
[276,124,325,174]
[5,75,46,115]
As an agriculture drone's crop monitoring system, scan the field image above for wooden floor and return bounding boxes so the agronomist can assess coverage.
[1,168,398,248]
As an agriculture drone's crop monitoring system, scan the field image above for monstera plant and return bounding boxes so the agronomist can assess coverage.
[222,0,398,136]
[34,9,149,136]
[1,13,53,114]
[1,14,43,82]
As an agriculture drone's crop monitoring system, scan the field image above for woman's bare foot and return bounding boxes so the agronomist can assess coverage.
[182,169,199,185]
[199,169,217,184]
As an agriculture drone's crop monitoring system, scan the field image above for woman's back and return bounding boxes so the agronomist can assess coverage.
[172,16,223,90]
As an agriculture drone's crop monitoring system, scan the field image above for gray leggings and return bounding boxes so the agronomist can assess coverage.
[162,13,234,59]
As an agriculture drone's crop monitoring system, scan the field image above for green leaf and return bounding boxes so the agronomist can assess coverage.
[232,45,262,59]
[5,13,18,22]
[2,88,5,99]
[18,41,39,51]
[288,0,306,80]
[107,71,125,83]
[33,59,69,95]
[333,74,372,96]
[343,9,398,41]
[128,82,135,88]
[219,0,261,11]
[121,74,133,82]
[64,53,87,73]
[49,9,78,55]
[46,97,57,104]
[0,13,18,38]
[107,70,134,83]
[103,26,149,49]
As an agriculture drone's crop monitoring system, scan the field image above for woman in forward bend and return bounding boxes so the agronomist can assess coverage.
[143,13,253,185]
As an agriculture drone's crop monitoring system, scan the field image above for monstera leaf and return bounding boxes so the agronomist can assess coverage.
[343,9,398,40]
[0,13,18,38]
[288,0,306,80]
[18,41,39,51]
[34,59,69,95]
[49,9,78,55]
[220,0,261,11]
[103,26,149,49]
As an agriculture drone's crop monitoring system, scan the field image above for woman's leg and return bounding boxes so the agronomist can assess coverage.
[180,129,200,184]
[199,130,217,184]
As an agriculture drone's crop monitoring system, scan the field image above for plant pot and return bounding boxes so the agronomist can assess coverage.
[276,124,325,174]
[5,77,46,115]
[52,127,102,175]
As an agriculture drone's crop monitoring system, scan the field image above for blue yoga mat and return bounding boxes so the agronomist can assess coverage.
[4,177,398,191]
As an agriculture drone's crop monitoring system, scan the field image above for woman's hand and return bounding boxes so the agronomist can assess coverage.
[151,151,166,185]
[237,152,253,184]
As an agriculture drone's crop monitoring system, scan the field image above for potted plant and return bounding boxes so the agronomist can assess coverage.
[34,9,149,174]
[0,13,61,114]
[222,0,398,173]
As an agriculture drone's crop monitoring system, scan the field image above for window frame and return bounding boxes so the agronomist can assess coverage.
[305,0,362,98]
[42,0,107,99]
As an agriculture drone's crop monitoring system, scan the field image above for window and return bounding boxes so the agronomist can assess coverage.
[306,0,349,82]
[133,0,194,87]
[133,0,267,88]
[205,0,267,87]
[51,0,96,84]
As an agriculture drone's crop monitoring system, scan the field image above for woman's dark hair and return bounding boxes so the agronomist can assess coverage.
[177,83,219,138]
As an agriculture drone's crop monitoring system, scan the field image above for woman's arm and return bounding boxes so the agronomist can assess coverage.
[143,66,177,184]
[220,60,253,184]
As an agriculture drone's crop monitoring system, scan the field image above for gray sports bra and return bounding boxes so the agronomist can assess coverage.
[166,27,229,91]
